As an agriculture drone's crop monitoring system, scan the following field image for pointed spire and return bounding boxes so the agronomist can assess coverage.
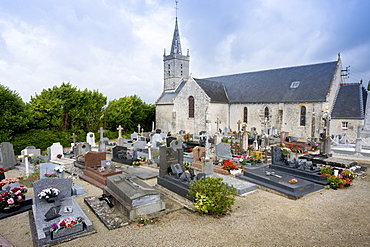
[170,18,182,55]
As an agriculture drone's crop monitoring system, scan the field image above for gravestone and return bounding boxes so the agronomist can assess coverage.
[133,141,147,152]
[86,132,96,146]
[215,142,233,160]
[117,125,125,146]
[98,127,106,152]
[193,146,205,163]
[151,133,163,150]
[80,152,122,188]
[50,143,64,161]
[112,146,138,165]
[166,137,177,147]
[30,178,94,246]
[158,145,184,177]
[170,139,183,150]
[0,142,17,170]
[271,146,283,164]
[40,163,65,179]
[103,174,165,220]
[131,132,139,141]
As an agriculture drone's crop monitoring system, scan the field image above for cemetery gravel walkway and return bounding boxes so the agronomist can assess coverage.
[1,168,369,247]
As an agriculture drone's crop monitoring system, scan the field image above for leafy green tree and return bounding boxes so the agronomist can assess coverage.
[0,84,29,142]
[29,82,107,133]
[104,95,155,133]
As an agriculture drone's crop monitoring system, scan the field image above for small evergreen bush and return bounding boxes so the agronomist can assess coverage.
[188,177,237,216]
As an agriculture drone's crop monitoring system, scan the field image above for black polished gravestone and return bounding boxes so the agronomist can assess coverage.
[156,142,205,198]
[237,166,323,199]
[269,146,328,185]
[112,146,138,165]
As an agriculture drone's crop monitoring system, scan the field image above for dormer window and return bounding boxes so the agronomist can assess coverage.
[290,81,300,88]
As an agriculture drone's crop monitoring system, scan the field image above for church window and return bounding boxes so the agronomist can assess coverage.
[342,122,348,129]
[264,107,269,120]
[300,106,306,126]
[243,107,248,123]
[181,64,183,69]
[290,81,300,88]
[189,96,194,118]
[181,70,183,76]
[168,64,170,69]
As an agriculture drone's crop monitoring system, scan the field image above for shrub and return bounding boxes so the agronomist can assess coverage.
[188,177,237,216]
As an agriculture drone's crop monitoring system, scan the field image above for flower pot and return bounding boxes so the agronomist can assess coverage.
[51,223,84,240]
[339,183,345,189]
[137,223,145,227]
[139,161,147,165]
[321,173,329,178]
[229,169,242,175]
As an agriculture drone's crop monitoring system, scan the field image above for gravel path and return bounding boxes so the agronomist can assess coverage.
[1,167,369,247]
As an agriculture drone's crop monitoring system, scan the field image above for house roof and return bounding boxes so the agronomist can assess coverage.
[195,61,339,103]
[331,83,368,119]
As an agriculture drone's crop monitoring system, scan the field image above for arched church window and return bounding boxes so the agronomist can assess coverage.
[243,107,248,123]
[264,107,269,120]
[300,106,306,126]
[189,96,194,118]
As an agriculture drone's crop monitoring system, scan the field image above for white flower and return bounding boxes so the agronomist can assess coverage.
[54,165,66,173]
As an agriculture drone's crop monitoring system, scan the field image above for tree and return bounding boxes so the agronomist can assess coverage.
[105,95,155,133]
[29,82,107,133]
[0,84,29,142]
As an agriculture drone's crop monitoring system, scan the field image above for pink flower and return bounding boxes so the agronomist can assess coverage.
[7,198,14,204]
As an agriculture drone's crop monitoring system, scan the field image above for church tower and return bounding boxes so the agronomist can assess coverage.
[163,17,190,91]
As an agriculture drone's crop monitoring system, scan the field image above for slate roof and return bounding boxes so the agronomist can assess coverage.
[156,80,186,104]
[195,61,339,103]
[331,83,368,119]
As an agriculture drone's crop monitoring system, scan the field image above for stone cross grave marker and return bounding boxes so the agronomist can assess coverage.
[71,133,77,144]
[98,127,106,152]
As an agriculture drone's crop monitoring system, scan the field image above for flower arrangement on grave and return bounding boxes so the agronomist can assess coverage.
[50,216,84,232]
[140,156,147,162]
[236,155,251,166]
[44,173,57,178]
[0,178,19,187]
[311,143,319,151]
[340,169,355,181]
[54,165,66,173]
[320,166,332,176]
[281,147,291,156]
[222,159,239,171]
[250,151,262,163]
[132,161,140,166]
[38,187,60,200]
[183,161,191,169]
[137,213,148,226]
[327,175,346,189]
[183,133,190,142]
[288,179,298,184]
[56,154,63,159]
[0,185,28,209]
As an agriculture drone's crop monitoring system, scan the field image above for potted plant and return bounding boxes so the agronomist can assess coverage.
[340,169,355,183]
[222,159,242,175]
[183,161,191,170]
[139,156,147,165]
[320,166,332,177]
[38,187,60,202]
[327,175,342,189]
[137,213,148,226]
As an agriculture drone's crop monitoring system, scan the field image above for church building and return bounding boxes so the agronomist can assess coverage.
[155,18,368,141]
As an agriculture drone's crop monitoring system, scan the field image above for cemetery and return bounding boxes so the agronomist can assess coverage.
[0,120,369,246]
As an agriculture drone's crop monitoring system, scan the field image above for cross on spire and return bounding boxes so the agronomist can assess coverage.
[175,0,179,19]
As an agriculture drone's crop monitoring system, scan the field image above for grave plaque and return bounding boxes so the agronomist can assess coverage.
[215,142,233,160]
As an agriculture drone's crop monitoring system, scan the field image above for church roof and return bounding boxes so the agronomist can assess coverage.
[194,79,229,103]
[197,61,339,103]
[170,18,182,55]
[331,83,367,119]
[156,80,186,104]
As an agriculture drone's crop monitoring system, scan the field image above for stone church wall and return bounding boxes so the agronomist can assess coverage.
[155,104,174,133]
[331,119,363,141]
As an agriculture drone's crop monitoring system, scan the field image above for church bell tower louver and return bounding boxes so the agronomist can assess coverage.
[163,17,190,92]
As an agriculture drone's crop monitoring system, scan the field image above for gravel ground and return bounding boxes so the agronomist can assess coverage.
[1,166,369,247]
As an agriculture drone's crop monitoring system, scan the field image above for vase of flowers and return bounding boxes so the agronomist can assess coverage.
[320,166,332,177]
[137,213,148,226]
[38,187,60,203]
[340,169,355,185]
[50,216,85,239]
[0,185,28,212]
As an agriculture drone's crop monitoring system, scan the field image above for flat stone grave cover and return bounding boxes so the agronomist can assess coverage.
[212,174,256,195]
[120,166,158,180]
[237,167,323,199]
[30,178,94,246]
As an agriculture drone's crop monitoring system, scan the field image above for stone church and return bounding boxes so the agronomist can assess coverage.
[155,18,368,141]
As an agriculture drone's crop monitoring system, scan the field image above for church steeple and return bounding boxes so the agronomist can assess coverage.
[170,18,182,55]
[163,13,190,92]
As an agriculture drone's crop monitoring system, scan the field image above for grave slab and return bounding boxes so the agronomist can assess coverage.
[212,174,256,195]
[120,166,159,180]
[237,167,323,199]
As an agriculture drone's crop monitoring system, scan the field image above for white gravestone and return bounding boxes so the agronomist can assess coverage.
[50,143,64,161]
[86,132,96,146]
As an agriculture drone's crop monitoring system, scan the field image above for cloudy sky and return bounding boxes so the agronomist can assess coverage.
[1,0,370,104]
